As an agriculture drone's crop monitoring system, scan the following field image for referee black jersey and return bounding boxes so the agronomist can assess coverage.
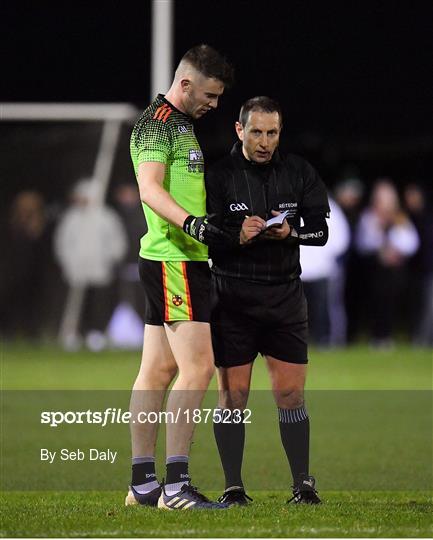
[206,142,330,284]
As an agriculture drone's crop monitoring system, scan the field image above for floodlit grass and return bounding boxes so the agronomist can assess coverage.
[0,491,431,538]
[1,342,432,390]
[1,343,432,537]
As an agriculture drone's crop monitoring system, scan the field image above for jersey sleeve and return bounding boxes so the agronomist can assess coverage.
[300,160,330,219]
[132,118,172,166]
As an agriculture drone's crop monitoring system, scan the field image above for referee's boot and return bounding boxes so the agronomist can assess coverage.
[158,481,229,510]
[218,486,253,506]
[287,474,321,504]
[125,484,162,507]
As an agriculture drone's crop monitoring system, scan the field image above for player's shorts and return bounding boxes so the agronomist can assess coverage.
[139,258,211,325]
[210,274,308,367]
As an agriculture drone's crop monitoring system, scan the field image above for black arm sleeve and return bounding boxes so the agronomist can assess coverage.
[205,167,240,253]
[205,167,224,228]
[292,158,330,245]
[292,214,328,246]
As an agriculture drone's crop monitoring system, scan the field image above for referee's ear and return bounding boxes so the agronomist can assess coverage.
[235,121,244,141]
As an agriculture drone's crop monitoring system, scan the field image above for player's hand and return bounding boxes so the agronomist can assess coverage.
[263,210,291,240]
[183,215,227,246]
[240,215,266,245]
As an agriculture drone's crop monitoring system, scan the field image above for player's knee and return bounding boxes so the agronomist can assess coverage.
[159,363,179,385]
[274,388,304,409]
[179,359,214,385]
[136,363,178,388]
[196,361,215,383]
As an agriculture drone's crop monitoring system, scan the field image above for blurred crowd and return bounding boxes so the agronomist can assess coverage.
[1,176,432,349]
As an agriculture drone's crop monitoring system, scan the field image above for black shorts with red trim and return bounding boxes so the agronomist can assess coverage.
[210,274,308,367]
[138,258,211,325]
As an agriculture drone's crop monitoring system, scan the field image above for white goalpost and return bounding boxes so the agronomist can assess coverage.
[0,103,138,345]
[0,0,174,347]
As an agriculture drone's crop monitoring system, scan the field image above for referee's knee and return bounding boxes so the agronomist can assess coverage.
[273,388,304,409]
[218,388,249,410]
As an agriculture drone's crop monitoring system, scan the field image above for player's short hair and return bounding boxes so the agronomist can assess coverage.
[181,44,234,88]
[239,96,283,127]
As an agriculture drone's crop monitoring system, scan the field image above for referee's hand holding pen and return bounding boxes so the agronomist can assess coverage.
[240,215,266,244]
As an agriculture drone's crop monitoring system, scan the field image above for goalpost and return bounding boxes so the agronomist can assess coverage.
[0,0,174,346]
[0,103,138,345]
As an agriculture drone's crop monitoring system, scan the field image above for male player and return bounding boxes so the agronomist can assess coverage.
[126,45,233,510]
[206,96,329,505]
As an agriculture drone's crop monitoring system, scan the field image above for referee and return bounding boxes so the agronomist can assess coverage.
[206,96,330,505]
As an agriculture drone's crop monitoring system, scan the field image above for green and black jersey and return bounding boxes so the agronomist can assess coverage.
[130,94,207,261]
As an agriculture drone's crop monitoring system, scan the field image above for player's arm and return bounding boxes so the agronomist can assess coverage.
[138,161,222,245]
[137,161,188,228]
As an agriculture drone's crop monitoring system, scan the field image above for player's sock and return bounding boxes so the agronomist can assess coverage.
[165,455,190,495]
[278,406,310,485]
[131,456,159,493]
[213,408,245,490]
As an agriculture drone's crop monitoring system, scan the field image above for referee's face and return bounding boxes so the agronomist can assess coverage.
[183,74,225,119]
[236,111,281,163]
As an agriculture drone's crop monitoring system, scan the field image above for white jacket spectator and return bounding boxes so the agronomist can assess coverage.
[300,198,350,281]
[355,210,419,258]
[54,180,127,286]
[300,198,350,345]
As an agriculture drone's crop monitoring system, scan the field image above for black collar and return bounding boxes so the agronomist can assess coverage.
[157,94,191,119]
[230,141,281,169]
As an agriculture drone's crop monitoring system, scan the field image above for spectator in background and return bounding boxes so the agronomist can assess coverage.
[355,179,419,347]
[334,177,364,231]
[300,198,350,346]
[107,182,146,349]
[54,179,127,350]
[334,177,365,342]
[0,191,49,339]
[403,183,433,346]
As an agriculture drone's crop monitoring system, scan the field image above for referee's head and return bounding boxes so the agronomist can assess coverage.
[236,96,283,164]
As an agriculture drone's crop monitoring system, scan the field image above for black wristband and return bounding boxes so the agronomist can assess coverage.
[182,215,195,235]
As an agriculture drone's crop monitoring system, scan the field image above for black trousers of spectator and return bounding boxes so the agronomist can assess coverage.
[302,278,330,346]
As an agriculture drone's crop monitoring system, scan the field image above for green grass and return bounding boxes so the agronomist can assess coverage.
[1,491,432,538]
[1,343,432,537]
[1,343,432,390]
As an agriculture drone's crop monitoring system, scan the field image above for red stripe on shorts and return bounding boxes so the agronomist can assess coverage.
[181,261,193,320]
[161,262,170,321]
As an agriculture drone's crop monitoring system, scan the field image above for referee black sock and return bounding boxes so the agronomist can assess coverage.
[278,406,310,486]
[213,409,245,490]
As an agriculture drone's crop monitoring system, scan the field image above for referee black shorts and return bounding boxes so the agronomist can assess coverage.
[138,258,211,325]
[210,274,308,367]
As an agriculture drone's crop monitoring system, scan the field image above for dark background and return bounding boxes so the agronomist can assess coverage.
[1,0,432,205]
[1,1,432,344]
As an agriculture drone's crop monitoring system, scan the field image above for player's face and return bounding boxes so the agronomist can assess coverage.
[183,74,225,119]
[236,111,281,163]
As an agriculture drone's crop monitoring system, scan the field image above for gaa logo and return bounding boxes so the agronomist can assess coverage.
[229,202,249,211]
[172,295,183,306]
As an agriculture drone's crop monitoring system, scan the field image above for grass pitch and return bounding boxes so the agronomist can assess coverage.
[1,343,432,537]
[1,491,432,538]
